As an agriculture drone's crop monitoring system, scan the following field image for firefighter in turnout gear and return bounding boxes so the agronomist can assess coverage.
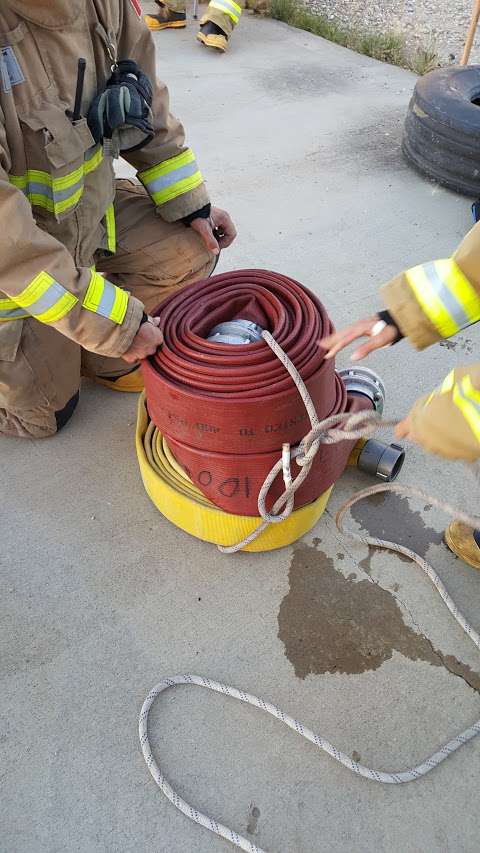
[145,0,242,52]
[321,222,480,570]
[0,0,236,438]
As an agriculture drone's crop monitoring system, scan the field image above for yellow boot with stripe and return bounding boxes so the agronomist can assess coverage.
[196,0,242,51]
[445,521,480,571]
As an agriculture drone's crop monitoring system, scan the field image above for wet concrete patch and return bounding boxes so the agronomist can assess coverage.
[351,492,443,574]
[278,543,480,691]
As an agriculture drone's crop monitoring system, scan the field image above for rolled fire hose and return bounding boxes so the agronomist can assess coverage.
[142,270,372,516]
[136,393,333,552]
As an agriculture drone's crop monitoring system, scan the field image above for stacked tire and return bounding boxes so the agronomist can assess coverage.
[403,65,480,196]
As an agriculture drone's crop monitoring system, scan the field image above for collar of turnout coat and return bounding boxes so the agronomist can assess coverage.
[6,0,85,28]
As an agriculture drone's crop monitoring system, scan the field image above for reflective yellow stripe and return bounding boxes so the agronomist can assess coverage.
[440,259,480,324]
[22,188,84,216]
[406,264,457,337]
[439,370,455,395]
[110,288,129,324]
[208,0,241,22]
[83,271,128,325]
[105,203,116,254]
[453,376,480,443]
[13,272,78,323]
[405,258,480,338]
[0,295,29,321]
[138,149,203,207]
[424,369,456,408]
[84,147,103,175]
[9,146,103,216]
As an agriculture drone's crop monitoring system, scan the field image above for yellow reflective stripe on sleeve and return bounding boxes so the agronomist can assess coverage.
[0,296,29,321]
[13,272,78,323]
[453,375,480,443]
[405,258,480,338]
[9,145,103,217]
[208,0,241,21]
[138,149,203,207]
[439,258,480,324]
[105,203,116,254]
[83,271,128,325]
[424,369,456,408]
[439,370,455,395]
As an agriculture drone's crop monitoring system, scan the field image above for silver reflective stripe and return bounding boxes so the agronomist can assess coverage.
[85,145,99,161]
[210,0,240,14]
[24,177,83,203]
[96,280,117,319]
[423,262,471,329]
[0,305,27,320]
[148,160,199,193]
[26,281,68,317]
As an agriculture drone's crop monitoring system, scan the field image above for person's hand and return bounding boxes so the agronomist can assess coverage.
[122,316,163,363]
[190,207,237,255]
[320,314,398,361]
[395,413,414,442]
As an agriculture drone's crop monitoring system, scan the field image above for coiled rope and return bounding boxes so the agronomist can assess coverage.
[139,332,480,852]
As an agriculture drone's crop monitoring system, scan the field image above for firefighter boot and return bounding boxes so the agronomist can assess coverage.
[445,521,480,570]
[145,1,187,30]
[87,366,144,393]
[197,21,228,51]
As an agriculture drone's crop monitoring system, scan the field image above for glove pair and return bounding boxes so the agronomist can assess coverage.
[88,60,154,156]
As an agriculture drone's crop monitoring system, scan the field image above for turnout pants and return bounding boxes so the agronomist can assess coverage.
[0,180,214,439]
[160,0,242,36]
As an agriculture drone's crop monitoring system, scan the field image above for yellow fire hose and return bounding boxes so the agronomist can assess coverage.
[135,393,332,552]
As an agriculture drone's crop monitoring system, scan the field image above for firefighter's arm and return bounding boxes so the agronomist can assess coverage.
[0,126,143,357]
[382,222,480,351]
[117,0,210,223]
[322,223,480,359]
[399,365,480,461]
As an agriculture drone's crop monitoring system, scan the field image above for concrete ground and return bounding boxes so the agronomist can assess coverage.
[2,8,480,853]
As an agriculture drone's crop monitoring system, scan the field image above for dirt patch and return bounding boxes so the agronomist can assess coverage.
[260,63,354,99]
[247,804,261,835]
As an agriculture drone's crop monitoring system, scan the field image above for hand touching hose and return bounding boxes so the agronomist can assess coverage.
[122,316,163,364]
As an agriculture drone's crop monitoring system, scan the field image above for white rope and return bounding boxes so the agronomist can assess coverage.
[220,331,480,553]
[139,333,480,850]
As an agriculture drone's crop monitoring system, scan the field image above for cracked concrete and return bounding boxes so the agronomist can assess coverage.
[2,9,480,853]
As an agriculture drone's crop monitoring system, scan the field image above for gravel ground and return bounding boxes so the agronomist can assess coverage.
[305,0,480,65]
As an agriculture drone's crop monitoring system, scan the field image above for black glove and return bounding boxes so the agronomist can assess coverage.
[88,60,154,155]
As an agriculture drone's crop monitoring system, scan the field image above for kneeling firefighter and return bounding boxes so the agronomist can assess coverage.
[321,222,480,570]
[0,0,236,439]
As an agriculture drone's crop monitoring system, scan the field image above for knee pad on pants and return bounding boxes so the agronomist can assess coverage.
[55,391,80,432]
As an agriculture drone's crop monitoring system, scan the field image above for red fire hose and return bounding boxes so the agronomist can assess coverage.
[142,270,372,516]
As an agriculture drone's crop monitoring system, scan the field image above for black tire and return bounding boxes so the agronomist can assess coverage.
[402,65,480,196]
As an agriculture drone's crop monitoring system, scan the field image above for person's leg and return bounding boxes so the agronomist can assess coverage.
[445,521,480,570]
[197,0,242,51]
[144,0,187,30]
[0,318,81,438]
[82,179,216,385]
